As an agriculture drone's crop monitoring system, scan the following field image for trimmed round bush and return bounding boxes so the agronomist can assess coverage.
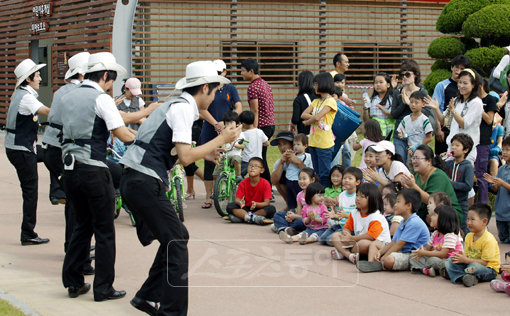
[437,0,510,34]
[431,59,452,71]
[460,37,480,51]
[428,37,466,60]
[464,45,507,76]
[463,4,510,39]
[424,69,452,95]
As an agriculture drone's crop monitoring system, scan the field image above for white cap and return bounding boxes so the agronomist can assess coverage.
[65,52,90,80]
[370,140,395,155]
[175,61,230,90]
[15,59,46,88]
[213,59,227,72]
[86,52,126,77]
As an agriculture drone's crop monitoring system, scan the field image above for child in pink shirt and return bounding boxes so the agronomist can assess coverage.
[279,182,328,244]
[409,205,463,277]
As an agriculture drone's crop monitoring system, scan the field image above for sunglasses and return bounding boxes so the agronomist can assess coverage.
[400,71,413,78]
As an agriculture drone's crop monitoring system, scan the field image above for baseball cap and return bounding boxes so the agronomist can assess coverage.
[270,131,294,146]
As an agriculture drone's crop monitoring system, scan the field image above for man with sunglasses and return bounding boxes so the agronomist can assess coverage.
[432,55,471,155]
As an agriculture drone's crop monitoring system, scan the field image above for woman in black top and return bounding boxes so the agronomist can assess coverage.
[291,70,316,134]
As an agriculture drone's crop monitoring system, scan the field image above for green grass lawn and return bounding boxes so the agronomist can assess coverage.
[0,300,25,316]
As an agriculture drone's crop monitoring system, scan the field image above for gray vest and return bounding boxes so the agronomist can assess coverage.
[118,96,140,130]
[5,88,38,153]
[41,82,78,147]
[120,97,187,185]
[61,85,109,168]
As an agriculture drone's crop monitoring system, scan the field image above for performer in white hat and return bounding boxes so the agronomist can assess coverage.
[120,60,240,315]
[5,58,51,246]
[60,52,135,301]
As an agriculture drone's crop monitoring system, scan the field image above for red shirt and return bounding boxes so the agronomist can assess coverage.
[235,177,272,207]
[247,77,275,127]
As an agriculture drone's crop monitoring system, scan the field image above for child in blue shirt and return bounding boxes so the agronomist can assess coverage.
[357,188,429,272]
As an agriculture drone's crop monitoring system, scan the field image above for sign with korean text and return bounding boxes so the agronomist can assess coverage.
[31,2,52,34]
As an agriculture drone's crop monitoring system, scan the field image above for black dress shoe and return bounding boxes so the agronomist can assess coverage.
[68,283,91,298]
[21,237,50,246]
[130,296,158,316]
[50,197,66,205]
[94,289,126,302]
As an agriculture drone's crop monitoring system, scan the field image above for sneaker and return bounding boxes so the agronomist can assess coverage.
[423,268,436,277]
[490,279,509,292]
[440,267,449,280]
[244,212,253,223]
[270,224,278,233]
[279,231,293,244]
[252,215,272,225]
[462,274,479,287]
[285,227,297,236]
[356,261,383,273]
[229,214,244,223]
[299,232,309,245]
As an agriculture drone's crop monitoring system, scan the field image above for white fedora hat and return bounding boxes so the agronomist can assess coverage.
[65,52,90,80]
[175,61,230,90]
[86,52,126,77]
[15,59,46,88]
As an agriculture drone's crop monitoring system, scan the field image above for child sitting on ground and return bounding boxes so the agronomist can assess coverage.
[226,157,276,225]
[445,133,474,235]
[272,168,316,234]
[319,167,362,245]
[484,136,510,243]
[331,183,391,264]
[279,182,328,244]
[324,165,344,212]
[445,203,500,287]
[272,132,312,212]
[382,191,401,237]
[490,251,510,295]
[396,90,433,170]
[357,188,429,272]
[239,110,269,177]
[213,111,245,181]
[426,192,452,229]
[410,205,463,277]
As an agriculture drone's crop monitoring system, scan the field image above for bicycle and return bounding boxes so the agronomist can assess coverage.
[166,163,185,222]
[213,139,247,217]
[107,146,136,226]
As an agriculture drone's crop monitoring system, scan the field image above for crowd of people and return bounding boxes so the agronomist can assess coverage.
[5,49,510,316]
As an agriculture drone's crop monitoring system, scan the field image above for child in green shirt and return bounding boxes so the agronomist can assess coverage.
[324,165,344,211]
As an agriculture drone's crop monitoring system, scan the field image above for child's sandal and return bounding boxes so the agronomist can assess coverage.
[348,253,359,264]
[331,249,344,260]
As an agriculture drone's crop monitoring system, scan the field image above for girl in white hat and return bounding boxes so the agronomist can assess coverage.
[5,58,51,245]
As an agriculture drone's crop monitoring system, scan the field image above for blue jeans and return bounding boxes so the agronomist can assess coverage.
[273,211,306,232]
[445,259,497,284]
[319,224,342,245]
[497,220,510,243]
[342,142,352,167]
[302,227,328,238]
[309,146,334,187]
[393,137,408,165]
[241,161,248,178]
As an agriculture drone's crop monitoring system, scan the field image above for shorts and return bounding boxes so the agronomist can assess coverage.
[213,155,241,176]
[390,252,411,271]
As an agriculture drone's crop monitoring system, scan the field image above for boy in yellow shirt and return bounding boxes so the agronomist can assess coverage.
[445,203,500,287]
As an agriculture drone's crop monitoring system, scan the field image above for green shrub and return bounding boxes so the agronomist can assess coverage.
[465,45,507,76]
[460,37,480,51]
[463,4,510,39]
[424,69,452,95]
[428,37,466,59]
[431,59,452,71]
[437,0,510,34]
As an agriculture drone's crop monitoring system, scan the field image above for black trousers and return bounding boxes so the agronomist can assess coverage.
[120,169,189,315]
[62,164,116,298]
[260,125,275,184]
[43,145,73,250]
[6,149,39,240]
[43,145,66,200]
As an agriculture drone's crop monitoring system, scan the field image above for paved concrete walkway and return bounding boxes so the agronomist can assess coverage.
[0,132,509,315]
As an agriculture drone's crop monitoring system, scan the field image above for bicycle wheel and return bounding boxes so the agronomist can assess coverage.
[174,178,184,222]
[213,173,235,217]
[114,194,122,219]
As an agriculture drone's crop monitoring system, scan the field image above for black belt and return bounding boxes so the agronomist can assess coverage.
[49,123,63,130]
[6,128,15,133]
[62,138,93,146]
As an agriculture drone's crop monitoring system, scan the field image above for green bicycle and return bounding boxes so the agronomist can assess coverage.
[213,139,246,217]
[166,163,185,222]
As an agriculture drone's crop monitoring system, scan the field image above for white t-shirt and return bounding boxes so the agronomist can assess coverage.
[493,54,510,79]
[226,132,245,158]
[242,128,268,162]
[397,113,433,147]
[166,92,199,145]
[378,161,411,183]
[330,190,357,227]
[446,97,483,164]
[123,97,145,109]
[18,86,44,115]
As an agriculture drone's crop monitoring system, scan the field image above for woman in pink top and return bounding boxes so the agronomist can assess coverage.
[279,182,328,244]
[409,205,463,276]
